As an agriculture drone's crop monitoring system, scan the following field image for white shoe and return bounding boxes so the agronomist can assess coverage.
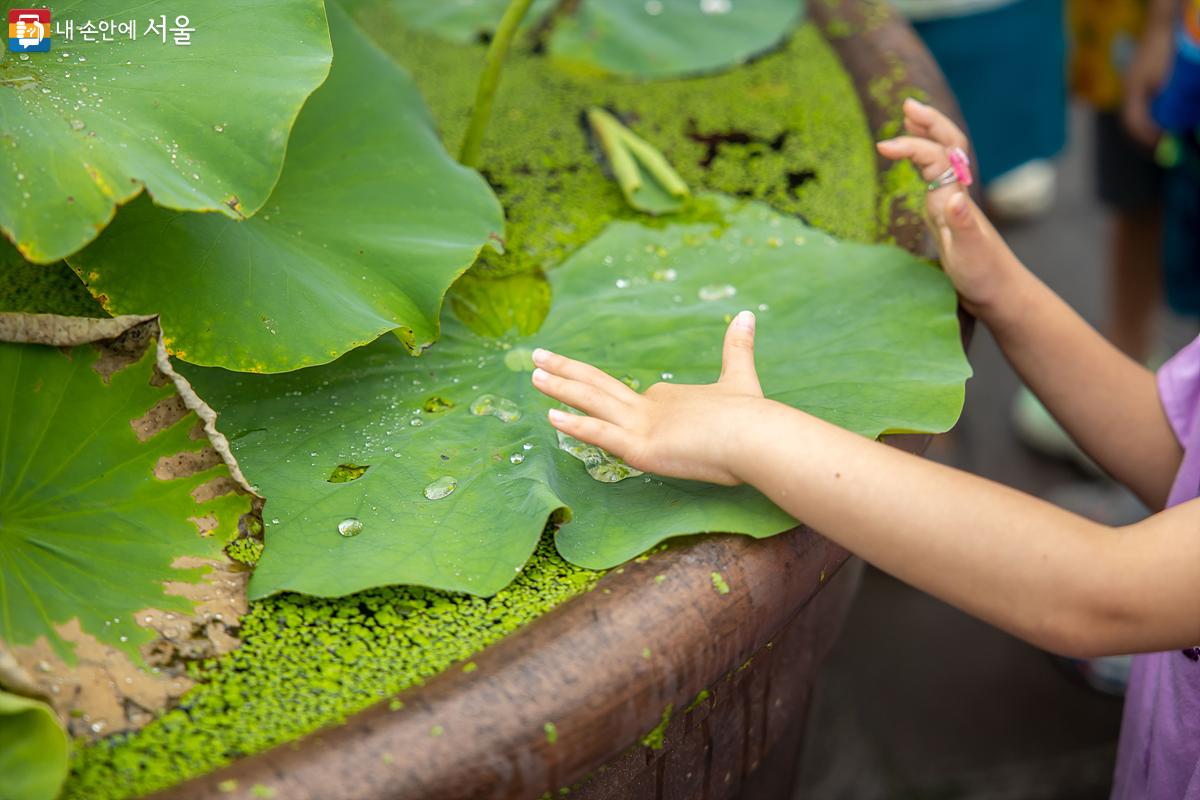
[986,159,1057,221]
[1010,386,1105,476]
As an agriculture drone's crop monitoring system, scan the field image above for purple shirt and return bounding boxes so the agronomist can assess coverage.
[1112,335,1200,798]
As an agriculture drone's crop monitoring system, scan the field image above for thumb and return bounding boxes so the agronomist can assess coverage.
[935,189,980,255]
[719,310,762,394]
[942,188,976,232]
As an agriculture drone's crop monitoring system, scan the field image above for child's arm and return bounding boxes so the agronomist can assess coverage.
[530,324,1200,658]
[876,100,1181,508]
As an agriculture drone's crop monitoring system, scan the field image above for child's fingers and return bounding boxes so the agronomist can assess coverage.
[876,136,951,181]
[902,98,969,151]
[532,368,630,422]
[718,310,761,392]
[547,409,631,456]
[531,347,637,401]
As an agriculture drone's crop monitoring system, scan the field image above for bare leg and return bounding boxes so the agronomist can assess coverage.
[1107,206,1164,362]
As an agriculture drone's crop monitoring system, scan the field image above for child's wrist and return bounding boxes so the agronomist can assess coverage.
[972,255,1037,333]
[723,397,795,485]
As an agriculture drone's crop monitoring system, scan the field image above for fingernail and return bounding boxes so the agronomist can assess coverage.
[531,367,548,382]
[548,408,568,424]
[734,310,756,331]
[905,96,927,108]
[532,347,552,365]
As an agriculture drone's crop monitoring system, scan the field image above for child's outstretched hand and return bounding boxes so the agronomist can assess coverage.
[530,310,765,486]
[876,99,1021,317]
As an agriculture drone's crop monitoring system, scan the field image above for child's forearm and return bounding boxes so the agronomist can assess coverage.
[731,400,1199,657]
[976,262,1181,508]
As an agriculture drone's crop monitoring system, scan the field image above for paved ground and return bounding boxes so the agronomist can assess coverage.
[794,104,1197,799]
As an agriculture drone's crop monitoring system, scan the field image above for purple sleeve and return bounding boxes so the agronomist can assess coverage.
[1157,335,1200,445]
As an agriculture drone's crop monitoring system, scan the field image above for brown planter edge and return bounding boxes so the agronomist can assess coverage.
[150,4,969,799]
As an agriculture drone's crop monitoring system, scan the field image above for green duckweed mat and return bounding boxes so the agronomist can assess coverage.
[0,7,925,797]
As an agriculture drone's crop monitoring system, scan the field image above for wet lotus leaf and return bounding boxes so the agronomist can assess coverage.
[187,195,970,599]
[67,4,505,373]
[387,0,557,43]
[0,316,252,736]
[548,0,804,79]
[0,0,332,264]
[0,690,69,800]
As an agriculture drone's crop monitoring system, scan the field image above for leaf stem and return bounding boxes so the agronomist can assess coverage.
[459,0,537,169]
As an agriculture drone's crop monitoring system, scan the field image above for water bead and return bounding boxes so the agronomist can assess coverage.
[698,284,737,302]
[503,348,535,372]
[556,429,644,483]
[423,476,458,501]
[469,393,521,423]
[509,453,525,465]
[337,518,364,537]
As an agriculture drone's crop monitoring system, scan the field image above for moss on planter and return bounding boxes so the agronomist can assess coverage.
[0,9,934,799]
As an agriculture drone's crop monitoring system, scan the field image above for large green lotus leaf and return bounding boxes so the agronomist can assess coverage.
[0,327,248,666]
[0,690,68,800]
[548,0,803,79]
[67,3,505,373]
[388,0,556,43]
[0,0,332,264]
[187,196,969,599]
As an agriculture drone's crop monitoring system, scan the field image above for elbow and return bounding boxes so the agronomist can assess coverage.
[1023,559,1138,660]
[1032,617,1121,660]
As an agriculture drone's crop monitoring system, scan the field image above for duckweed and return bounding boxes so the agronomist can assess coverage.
[63,534,603,799]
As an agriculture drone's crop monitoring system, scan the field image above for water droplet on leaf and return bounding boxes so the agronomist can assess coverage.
[423,476,458,500]
[469,393,521,423]
[504,348,534,372]
[698,284,737,302]
[337,518,364,537]
[556,428,644,483]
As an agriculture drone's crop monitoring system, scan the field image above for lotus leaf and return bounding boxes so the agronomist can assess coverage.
[0,315,252,735]
[548,0,804,79]
[188,196,969,599]
[0,690,69,800]
[0,0,332,263]
[387,0,556,43]
[68,4,505,373]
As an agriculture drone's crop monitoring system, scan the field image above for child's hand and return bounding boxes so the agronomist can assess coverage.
[530,310,767,486]
[1123,11,1174,148]
[876,99,1022,317]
